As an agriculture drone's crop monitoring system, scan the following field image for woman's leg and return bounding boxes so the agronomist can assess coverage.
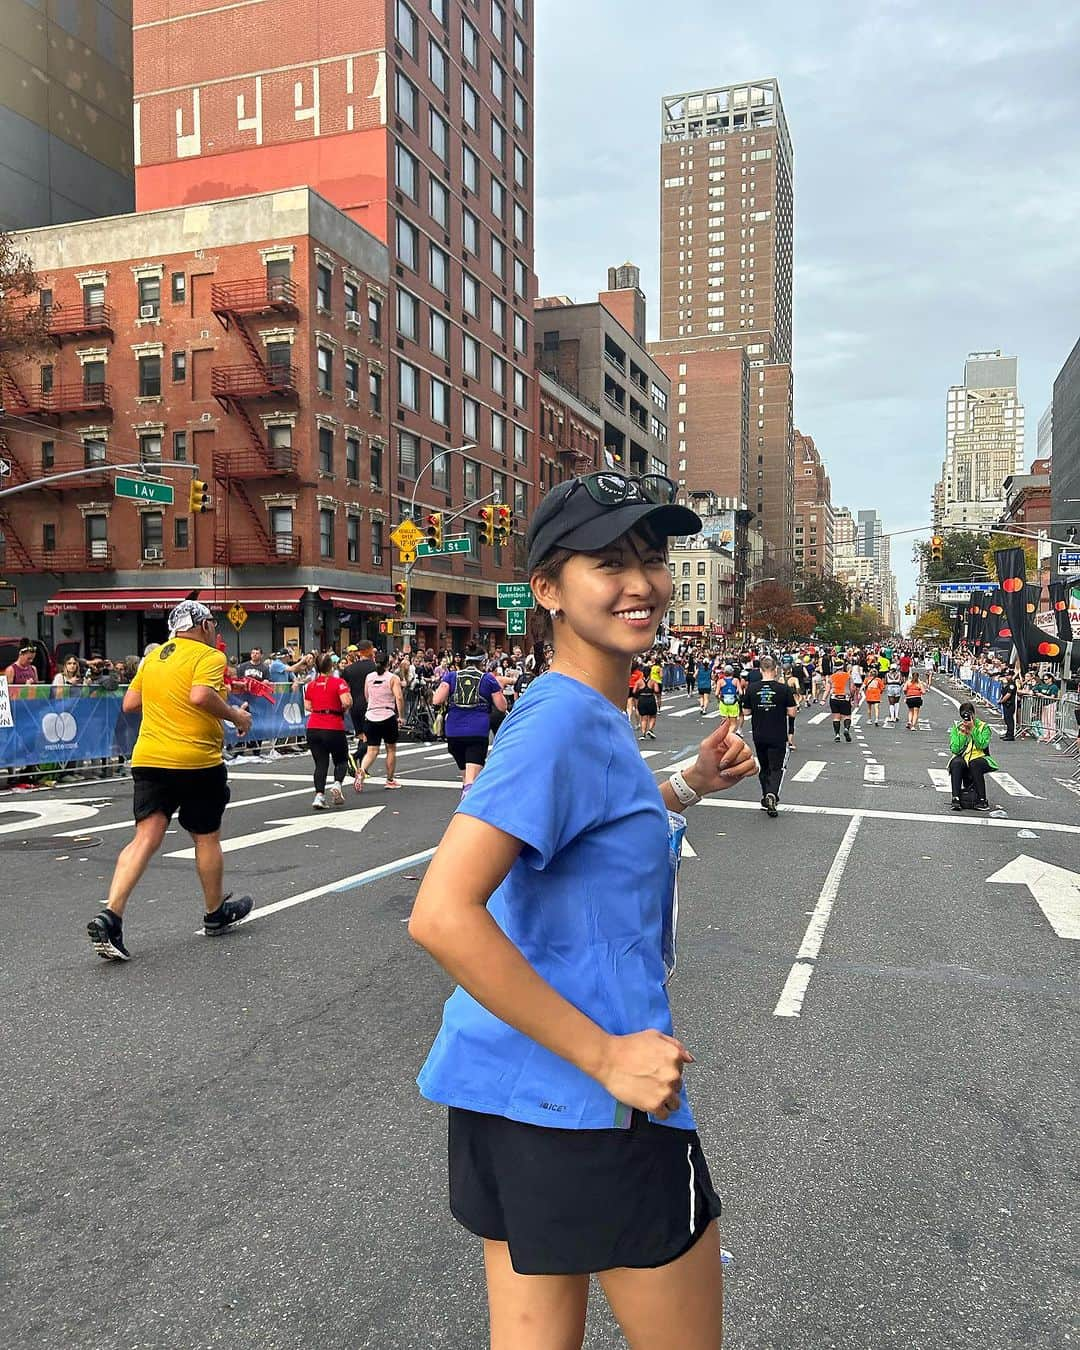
[330,732,349,785]
[598,1221,724,1350]
[308,732,330,793]
[360,739,380,776]
[483,1240,589,1350]
[385,740,397,781]
[912,705,921,729]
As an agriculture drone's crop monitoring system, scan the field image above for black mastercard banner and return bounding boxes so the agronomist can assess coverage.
[994,548,1062,669]
[1048,581,1073,644]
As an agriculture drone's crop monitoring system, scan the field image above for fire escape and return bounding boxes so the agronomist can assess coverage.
[210,277,301,566]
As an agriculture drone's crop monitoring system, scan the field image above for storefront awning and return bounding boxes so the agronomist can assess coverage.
[445,616,474,628]
[318,588,395,614]
[44,587,194,615]
[203,588,305,614]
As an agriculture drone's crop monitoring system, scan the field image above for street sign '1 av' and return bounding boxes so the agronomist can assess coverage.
[115,475,174,506]
[497,583,535,610]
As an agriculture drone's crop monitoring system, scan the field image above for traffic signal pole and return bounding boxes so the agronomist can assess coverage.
[0,460,200,499]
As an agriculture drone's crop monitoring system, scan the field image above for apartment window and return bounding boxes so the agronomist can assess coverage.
[697,584,706,602]
[397,288,419,340]
[513,424,527,464]
[269,505,293,555]
[462,144,479,192]
[170,272,186,303]
[491,117,505,162]
[346,435,360,481]
[491,234,506,279]
[429,108,448,162]
[395,0,417,55]
[513,312,527,353]
[513,32,526,73]
[41,438,55,468]
[141,512,164,555]
[398,359,418,411]
[174,517,189,549]
[513,369,527,407]
[697,561,707,575]
[138,355,161,397]
[429,243,449,293]
[491,412,505,452]
[171,351,187,382]
[513,0,526,20]
[319,425,334,474]
[395,143,418,199]
[398,429,419,478]
[463,395,478,439]
[428,37,447,93]
[139,431,163,474]
[463,332,481,379]
[319,509,335,560]
[430,310,449,359]
[317,346,333,393]
[513,202,527,242]
[85,512,108,556]
[463,457,480,498]
[137,275,160,317]
[431,376,450,425]
[369,366,383,414]
[429,176,449,228]
[491,57,505,101]
[513,478,527,516]
[491,0,505,40]
[371,518,384,563]
[462,80,478,130]
[491,295,506,336]
[370,440,383,489]
[345,356,360,397]
[347,514,360,563]
[513,257,528,299]
[462,15,478,65]
[513,146,527,188]
[513,88,526,131]
[397,215,418,269]
[316,262,332,310]
[462,270,480,316]
[491,178,505,219]
[492,470,505,504]
[462,208,479,255]
[491,352,506,394]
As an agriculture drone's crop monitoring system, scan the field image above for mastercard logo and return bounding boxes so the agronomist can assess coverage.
[1002,577,1023,593]
[1037,641,1060,657]
[1055,600,1066,612]
[998,627,1012,639]
[1025,602,1036,613]
[989,604,1003,615]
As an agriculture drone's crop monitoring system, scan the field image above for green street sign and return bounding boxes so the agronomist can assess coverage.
[415,535,472,557]
[115,475,174,506]
[497,582,535,610]
[505,608,527,636]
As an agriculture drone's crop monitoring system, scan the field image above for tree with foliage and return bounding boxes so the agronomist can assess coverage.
[982,531,1038,579]
[745,582,816,640]
[911,609,952,644]
[0,232,51,353]
[793,574,853,639]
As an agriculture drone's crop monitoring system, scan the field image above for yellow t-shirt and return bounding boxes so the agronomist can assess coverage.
[130,638,228,769]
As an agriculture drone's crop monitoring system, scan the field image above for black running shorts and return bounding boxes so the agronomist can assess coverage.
[829,697,852,715]
[363,716,398,746]
[448,1107,723,1275]
[447,736,489,770]
[906,697,923,709]
[132,763,230,836]
[636,693,659,717]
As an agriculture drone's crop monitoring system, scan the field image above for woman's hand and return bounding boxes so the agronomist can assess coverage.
[596,1029,694,1120]
[684,719,757,796]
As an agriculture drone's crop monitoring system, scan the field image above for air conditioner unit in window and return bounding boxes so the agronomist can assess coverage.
[139,304,157,319]
[345,392,359,406]
[345,309,360,325]
[143,547,164,561]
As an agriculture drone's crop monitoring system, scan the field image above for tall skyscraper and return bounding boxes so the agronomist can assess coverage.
[0,1,134,229]
[131,0,537,635]
[793,431,833,580]
[934,350,1025,530]
[650,79,795,575]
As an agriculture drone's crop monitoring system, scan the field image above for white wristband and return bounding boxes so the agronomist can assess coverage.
[668,770,701,807]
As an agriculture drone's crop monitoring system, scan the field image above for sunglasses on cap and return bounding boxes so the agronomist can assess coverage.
[564,471,677,509]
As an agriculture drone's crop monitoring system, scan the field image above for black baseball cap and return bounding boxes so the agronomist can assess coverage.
[527,478,701,572]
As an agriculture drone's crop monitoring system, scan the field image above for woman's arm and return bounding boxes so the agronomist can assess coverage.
[392,674,405,718]
[658,719,756,812]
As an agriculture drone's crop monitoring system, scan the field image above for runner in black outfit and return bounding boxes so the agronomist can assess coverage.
[742,655,796,818]
[341,641,377,755]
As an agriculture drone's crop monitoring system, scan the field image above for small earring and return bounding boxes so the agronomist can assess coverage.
[549,607,560,619]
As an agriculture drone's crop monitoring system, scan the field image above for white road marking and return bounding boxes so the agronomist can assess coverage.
[994,772,1034,798]
[987,855,1080,939]
[681,838,697,858]
[807,712,830,725]
[667,706,702,718]
[640,749,662,759]
[697,797,1080,838]
[0,800,100,836]
[927,768,951,793]
[864,764,885,784]
[660,754,700,774]
[166,805,384,858]
[60,785,316,835]
[792,760,825,783]
[774,816,861,1018]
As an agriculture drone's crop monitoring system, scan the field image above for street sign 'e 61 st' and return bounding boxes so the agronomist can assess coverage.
[416,535,471,557]
[115,476,174,506]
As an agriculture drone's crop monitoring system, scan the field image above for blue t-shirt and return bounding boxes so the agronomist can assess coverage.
[268,658,289,682]
[417,673,694,1131]
[696,665,712,692]
[441,668,502,738]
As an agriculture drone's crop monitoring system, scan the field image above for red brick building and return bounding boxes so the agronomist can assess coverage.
[2,189,397,656]
[648,345,748,504]
[131,0,537,645]
[793,429,834,581]
[536,370,602,494]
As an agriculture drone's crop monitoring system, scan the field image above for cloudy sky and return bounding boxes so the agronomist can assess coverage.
[533,0,1080,607]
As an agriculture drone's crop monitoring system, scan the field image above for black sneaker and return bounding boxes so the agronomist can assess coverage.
[844,729,852,742]
[834,733,841,742]
[975,800,991,812]
[204,893,253,936]
[951,797,963,812]
[87,910,130,962]
[765,793,779,818]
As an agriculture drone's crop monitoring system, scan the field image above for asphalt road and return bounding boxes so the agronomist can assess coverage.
[1,677,1077,1349]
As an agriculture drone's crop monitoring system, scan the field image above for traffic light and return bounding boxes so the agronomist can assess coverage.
[188,478,210,513]
[480,505,495,546]
[930,535,944,563]
[495,503,513,545]
[394,581,408,615]
[426,512,444,549]
[379,619,396,635]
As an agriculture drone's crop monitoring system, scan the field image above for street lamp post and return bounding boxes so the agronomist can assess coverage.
[398,442,477,648]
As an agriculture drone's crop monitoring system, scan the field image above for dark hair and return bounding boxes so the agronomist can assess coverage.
[375,653,388,675]
[959,702,975,717]
[316,652,335,675]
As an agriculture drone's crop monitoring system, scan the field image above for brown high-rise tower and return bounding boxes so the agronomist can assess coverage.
[649,79,795,578]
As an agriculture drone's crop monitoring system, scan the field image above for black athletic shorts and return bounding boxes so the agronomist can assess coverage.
[829,697,852,716]
[906,697,923,709]
[448,1106,723,1276]
[636,693,659,717]
[363,716,398,747]
[447,736,489,771]
[132,763,230,836]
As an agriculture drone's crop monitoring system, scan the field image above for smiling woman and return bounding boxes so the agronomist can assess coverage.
[408,473,757,1347]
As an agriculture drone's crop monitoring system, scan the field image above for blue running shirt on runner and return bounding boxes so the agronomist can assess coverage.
[417,672,694,1131]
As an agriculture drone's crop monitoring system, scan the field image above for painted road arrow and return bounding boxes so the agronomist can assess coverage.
[3,799,101,837]
[986,854,1080,939]
[165,805,384,859]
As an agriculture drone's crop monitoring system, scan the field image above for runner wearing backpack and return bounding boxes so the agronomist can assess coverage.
[432,647,508,799]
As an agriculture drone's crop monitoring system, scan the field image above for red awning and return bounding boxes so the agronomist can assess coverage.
[318,588,395,613]
[44,587,193,615]
[445,616,474,627]
[203,588,305,614]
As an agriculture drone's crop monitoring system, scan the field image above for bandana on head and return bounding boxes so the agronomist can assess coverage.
[168,599,213,634]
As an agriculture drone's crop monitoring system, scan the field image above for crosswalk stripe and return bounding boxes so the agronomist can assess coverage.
[667,706,702,718]
[928,768,951,792]
[864,764,885,784]
[807,711,830,725]
[995,772,1034,798]
[792,760,825,783]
